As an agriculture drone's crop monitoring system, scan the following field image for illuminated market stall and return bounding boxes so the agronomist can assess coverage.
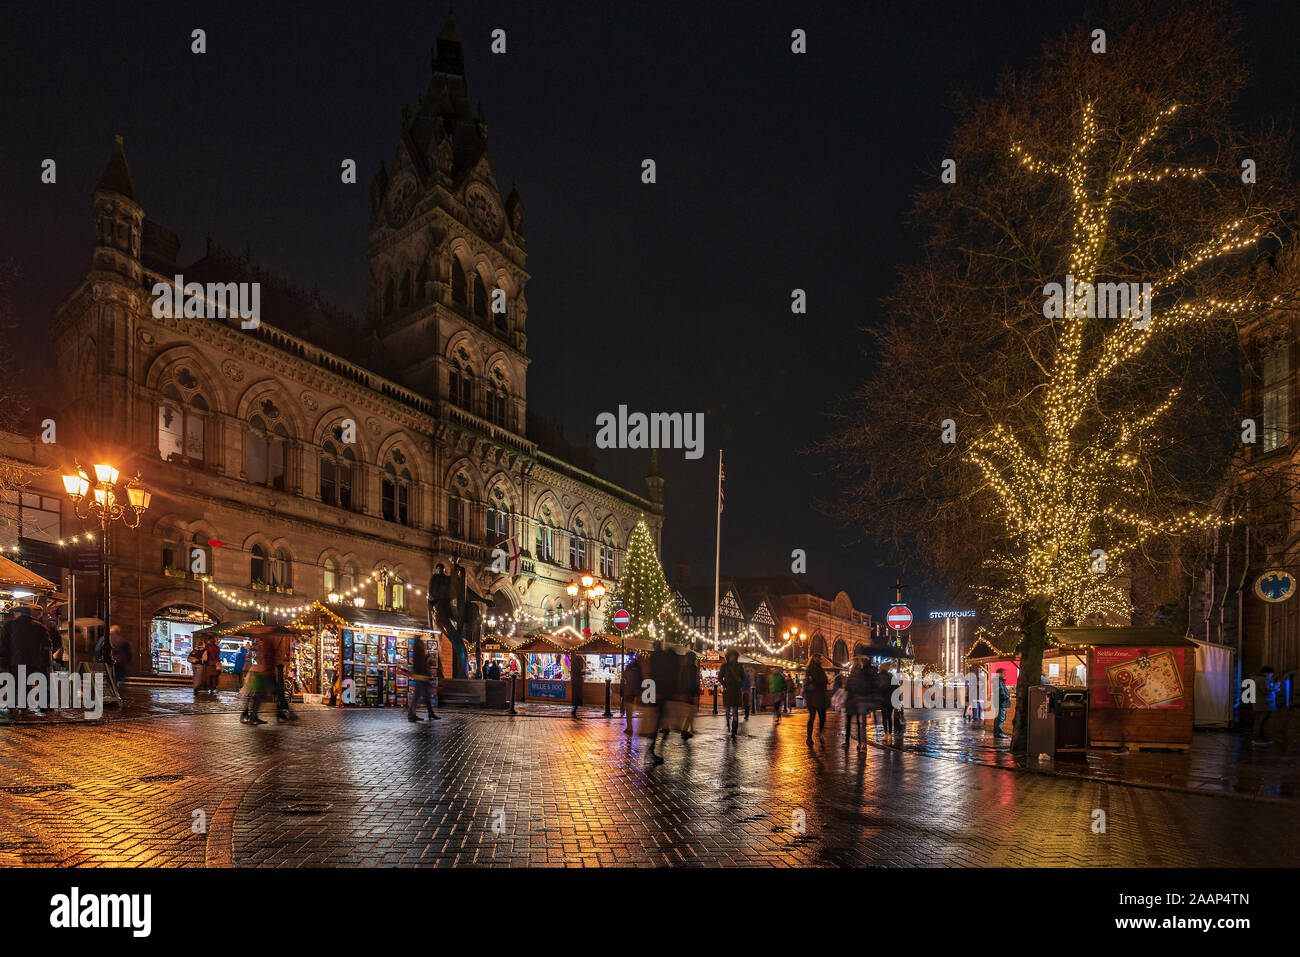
[965,626,1195,749]
[291,601,438,708]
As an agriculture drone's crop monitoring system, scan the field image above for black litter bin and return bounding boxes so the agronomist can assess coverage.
[484,679,508,709]
[1055,689,1089,754]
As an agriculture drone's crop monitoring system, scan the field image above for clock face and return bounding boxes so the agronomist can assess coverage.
[465,184,503,238]
[386,175,418,229]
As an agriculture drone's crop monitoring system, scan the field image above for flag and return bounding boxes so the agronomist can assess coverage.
[507,536,521,576]
[208,538,228,548]
[719,457,726,514]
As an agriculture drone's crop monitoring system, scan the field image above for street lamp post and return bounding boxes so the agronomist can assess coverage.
[61,462,151,672]
[566,574,607,715]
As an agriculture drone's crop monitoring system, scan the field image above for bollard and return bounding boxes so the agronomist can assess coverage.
[712,685,718,715]
[508,674,517,715]
[604,678,613,718]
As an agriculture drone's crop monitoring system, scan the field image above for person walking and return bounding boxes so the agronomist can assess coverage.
[861,661,882,731]
[1252,666,1278,744]
[646,641,678,764]
[804,657,829,744]
[232,640,250,691]
[876,664,895,735]
[241,632,278,725]
[769,669,786,723]
[844,660,871,750]
[993,669,1011,739]
[570,650,586,718]
[0,605,53,720]
[203,635,222,693]
[623,652,643,735]
[407,634,440,722]
[680,651,700,739]
[719,649,745,738]
[741,668,752,719]
[108,625,132,693]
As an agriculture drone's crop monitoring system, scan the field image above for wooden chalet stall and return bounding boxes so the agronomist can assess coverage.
[515,632,584,703]
[965,626,1196,750]
[572,633,654,707]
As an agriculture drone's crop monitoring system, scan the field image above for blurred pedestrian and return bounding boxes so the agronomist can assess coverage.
[241,632,278,725]
[570,651,586,717]
[741,668,752,719]
[0,605,52,720]
[844,659,870,750]
[681,650,700,739]
[876,664,896,734]
[804,657,829,744]
[232,640,250,689]
[719,649,745,738]
[204,635,222,693]
[769,669,786,723]
[408,634,440,722]
[646,640,678,764]
[993,669,1010,739]
[622,652,643,735]
[108,625,132,692]
[1252,666,1278,744]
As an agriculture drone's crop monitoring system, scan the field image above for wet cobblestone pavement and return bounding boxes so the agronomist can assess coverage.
[3,696,1299,867]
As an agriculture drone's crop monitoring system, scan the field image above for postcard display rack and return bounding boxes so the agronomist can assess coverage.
[340,628,412,708]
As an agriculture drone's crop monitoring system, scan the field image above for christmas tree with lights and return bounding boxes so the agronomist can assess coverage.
[604,519,689,643]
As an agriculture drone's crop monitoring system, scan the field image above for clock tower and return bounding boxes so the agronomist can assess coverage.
[366,16,530,437]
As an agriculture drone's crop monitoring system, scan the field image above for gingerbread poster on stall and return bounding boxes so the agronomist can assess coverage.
[1090,647,1185,710]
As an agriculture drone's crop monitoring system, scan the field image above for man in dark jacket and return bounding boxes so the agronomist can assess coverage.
[646,643,678,764]
[570,650,586,717]
[0,606,52,718]
[719,650,745,737]
[876,665,896,734]
[804,658,829,744]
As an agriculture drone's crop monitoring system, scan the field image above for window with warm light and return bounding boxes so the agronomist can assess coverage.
[1260,340,1290,454]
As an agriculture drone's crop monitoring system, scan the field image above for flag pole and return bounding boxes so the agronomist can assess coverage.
[714,449,723,652]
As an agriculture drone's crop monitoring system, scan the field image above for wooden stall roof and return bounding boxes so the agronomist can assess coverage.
[293,600,430,633]
[965,631,1021,663]
[1046,626,1192,648]
[574,634,655,656]
[0,554,57,593]
[514,633,585,654]
[481,633,526,652]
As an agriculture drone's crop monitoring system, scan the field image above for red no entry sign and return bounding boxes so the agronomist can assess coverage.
[886,605,912,630]
[613,609,631,631]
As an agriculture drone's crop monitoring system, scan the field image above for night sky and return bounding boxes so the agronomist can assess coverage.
[3,1,1298,623]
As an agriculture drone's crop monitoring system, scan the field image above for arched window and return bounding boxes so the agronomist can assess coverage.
[157,374,207,467]
[341,563,357,594]
[473,274,489,319]
[492,285,508,332]
[485,384,509,427]
[486,504,509,546]
[189,532,212,579]
[449,361,474,412]
[161,525,183,575]
[250,543,268,586]
[323,557,338,594]
[451,259,467,305]
[600,529,616,579]
[448,494,467,539]
[320,438,355,510]
[247,413,288,490]
[535,520,554,563]
[391,573,407,611]
[381,460,411,525]
[569,522,588,571]
[272,548,293,589]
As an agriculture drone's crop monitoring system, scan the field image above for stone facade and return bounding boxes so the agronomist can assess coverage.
[29,19,663,675]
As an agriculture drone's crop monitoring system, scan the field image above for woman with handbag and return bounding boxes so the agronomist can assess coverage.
[189,639,207,696]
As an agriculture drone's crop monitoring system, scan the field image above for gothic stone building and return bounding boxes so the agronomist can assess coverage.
[41,18,663,677]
